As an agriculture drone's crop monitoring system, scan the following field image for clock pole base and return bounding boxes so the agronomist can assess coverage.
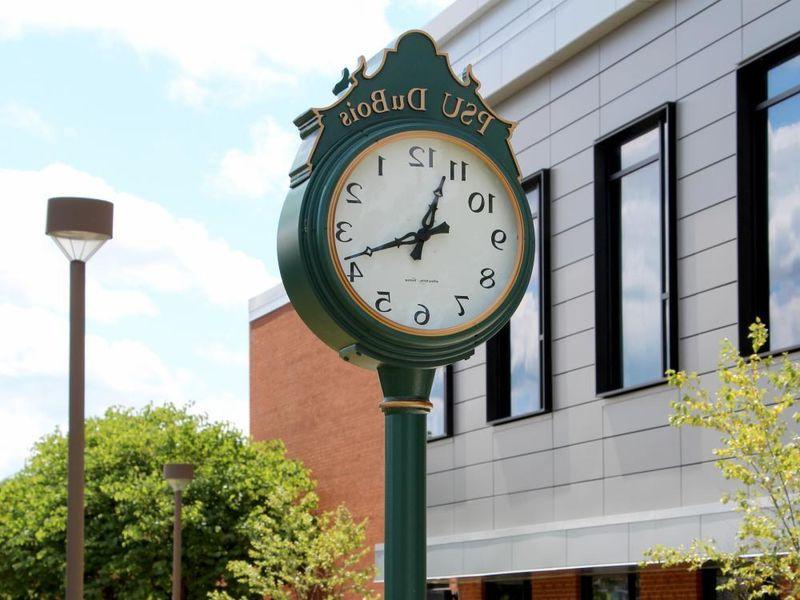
[379,365,435,600]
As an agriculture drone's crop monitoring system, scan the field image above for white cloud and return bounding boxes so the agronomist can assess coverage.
[195,342,248,367]
[215,117,297,200]
[0,101,52,140]
[0,1,395,105]
[0,163,277,311]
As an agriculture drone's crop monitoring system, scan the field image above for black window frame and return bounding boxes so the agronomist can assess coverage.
[485,578,532,600]
[737,32,800,356]
[486,168,552,424]
[580,572,639,599]
[594,102,678,397]
[426,365,454,442]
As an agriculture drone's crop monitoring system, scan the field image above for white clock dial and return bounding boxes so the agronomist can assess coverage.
[329,130,523,334]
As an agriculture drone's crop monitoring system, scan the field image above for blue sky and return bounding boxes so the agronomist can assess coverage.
[0,0,450,477]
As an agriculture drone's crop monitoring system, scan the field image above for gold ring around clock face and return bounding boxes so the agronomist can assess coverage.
[327,130,525,336]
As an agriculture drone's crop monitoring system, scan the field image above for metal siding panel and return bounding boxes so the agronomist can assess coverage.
[550,46,601,99]
[553,400,603,445]
[512,531,568,570]
[428,438,455,474]
[553,328,596,373]
[552,147,593,197]
[677,73,735,139]
[628,516,701,560]
[552,219,594,268]
[676,31,741,97]
[454,462,494,502]
[512,105,550,150]
[566,523,629,565]
[676,0,742,61]
[552,291,595,339]
[600,31,676,104]
[600,0,677,69]
[604,467,682,513]
[602,387,676,436]
[453,497,495,533]
[554,439,604,484]
[551,110,600,163]
[454,426,494,467]
[453,364,486,403]
[551,77,600,132]
[677,240,737,298]
[427,504,455,537]
[492,414,554,459]
[554,479,605,520]
[678,198,737,257]
[494,449,555,494]
[600,67,677,135]
[553,365,596,410]
[552,256,595,303]
[742,0,800,58]
[428,469,455,506]
[682,461,741,505]
[552,183,593,234]
[677,155,737,218]
[679,282,738,338]
[493,487,556,528]
[454,396,486,434]
[604,426,682,476]
[679,324,739,373]
[677,114,736,177]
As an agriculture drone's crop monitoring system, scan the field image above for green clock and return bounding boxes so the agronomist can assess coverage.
[277,31,534,370]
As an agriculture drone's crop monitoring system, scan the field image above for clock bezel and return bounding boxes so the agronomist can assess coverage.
[326,129,524,336]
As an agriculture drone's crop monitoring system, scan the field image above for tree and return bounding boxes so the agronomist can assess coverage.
[0,404,374,599]
[210,505,378,600]
[644,321,800,599]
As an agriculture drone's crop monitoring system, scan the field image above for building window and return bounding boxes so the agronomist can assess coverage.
[485,579,532,600]
[427,365,453,441]
[486,169,551,422]
[581,573,639,599]
[738,34,800,353]
[594,103,677,394]
[426,584,454,600]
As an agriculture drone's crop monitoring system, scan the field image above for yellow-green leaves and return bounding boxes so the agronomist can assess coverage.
[644,322,800,599]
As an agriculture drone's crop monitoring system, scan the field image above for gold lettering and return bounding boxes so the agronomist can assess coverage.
[407,87,427,111]
[441,92,463,119]
[339,111,351,126]
[346,101,359,122]
[371,89,389,113]
[460,103,478,126]
[356,102,372,118]
[391,94,405,110]
[476,111,495,135]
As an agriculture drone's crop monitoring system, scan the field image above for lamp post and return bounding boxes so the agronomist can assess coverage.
[46,197,113,600]
[164,463,194,600]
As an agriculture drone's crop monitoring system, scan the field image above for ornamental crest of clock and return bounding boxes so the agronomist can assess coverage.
[278,30,535,370]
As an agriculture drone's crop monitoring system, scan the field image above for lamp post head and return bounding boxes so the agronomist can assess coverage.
[163,463,195,492]
[46,197,113,262]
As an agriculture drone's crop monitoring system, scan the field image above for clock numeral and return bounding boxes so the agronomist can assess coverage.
[378,155,385,176]
[480,268,496,289]
[375,291,392,313]
[348,261,363,283]
[346,182,363,203]
[409,146,435,168]
[335,221,353,243]
[468,192,495,213]
[449,160,468,182]
[454,295,469,316]
[414,303,431,326]
[491,229,506,250]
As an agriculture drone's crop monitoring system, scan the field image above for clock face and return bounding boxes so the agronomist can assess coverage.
[328,130,523,335]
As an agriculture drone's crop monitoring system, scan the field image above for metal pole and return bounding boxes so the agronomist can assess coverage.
[378,365,434,600]
[66,260,85,600]
[173,489,182,600]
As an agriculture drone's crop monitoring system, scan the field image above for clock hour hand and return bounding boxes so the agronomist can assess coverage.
[343,231,419,261]
[409,220,450,261]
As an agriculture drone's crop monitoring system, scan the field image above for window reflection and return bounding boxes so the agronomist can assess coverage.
[619,126,659,169]
[620,161,663,387]
[427,367,446,438]
[508,186,542,416]
[767,68,800,349]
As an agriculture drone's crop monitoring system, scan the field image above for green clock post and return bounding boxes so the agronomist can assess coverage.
[277,31,534,598]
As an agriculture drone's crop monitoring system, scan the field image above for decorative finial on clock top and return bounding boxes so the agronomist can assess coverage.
[332,67,351,96]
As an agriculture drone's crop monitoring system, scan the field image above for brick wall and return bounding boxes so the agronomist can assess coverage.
[639,566,703,600]
[249,305,384,594]
[457,579,483,600]
[531,570,582,600]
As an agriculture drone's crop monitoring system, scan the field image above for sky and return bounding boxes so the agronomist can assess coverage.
[0,0,452,478]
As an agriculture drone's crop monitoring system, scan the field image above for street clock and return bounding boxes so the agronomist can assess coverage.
[278,30,533,370]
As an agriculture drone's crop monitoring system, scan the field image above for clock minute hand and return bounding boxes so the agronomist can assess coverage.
[411,176,446,261]
[343,231,419,261]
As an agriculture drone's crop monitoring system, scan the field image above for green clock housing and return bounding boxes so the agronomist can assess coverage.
[277,30,534,370]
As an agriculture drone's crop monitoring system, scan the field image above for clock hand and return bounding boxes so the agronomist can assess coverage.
[410,220,450,261]
[343,231,418,261]
[343,222,451,262]
[411,176,446,261]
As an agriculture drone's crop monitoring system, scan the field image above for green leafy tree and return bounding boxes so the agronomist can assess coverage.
[645,321,800,599]
[0,404,374,599]
[210,505,378,600]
